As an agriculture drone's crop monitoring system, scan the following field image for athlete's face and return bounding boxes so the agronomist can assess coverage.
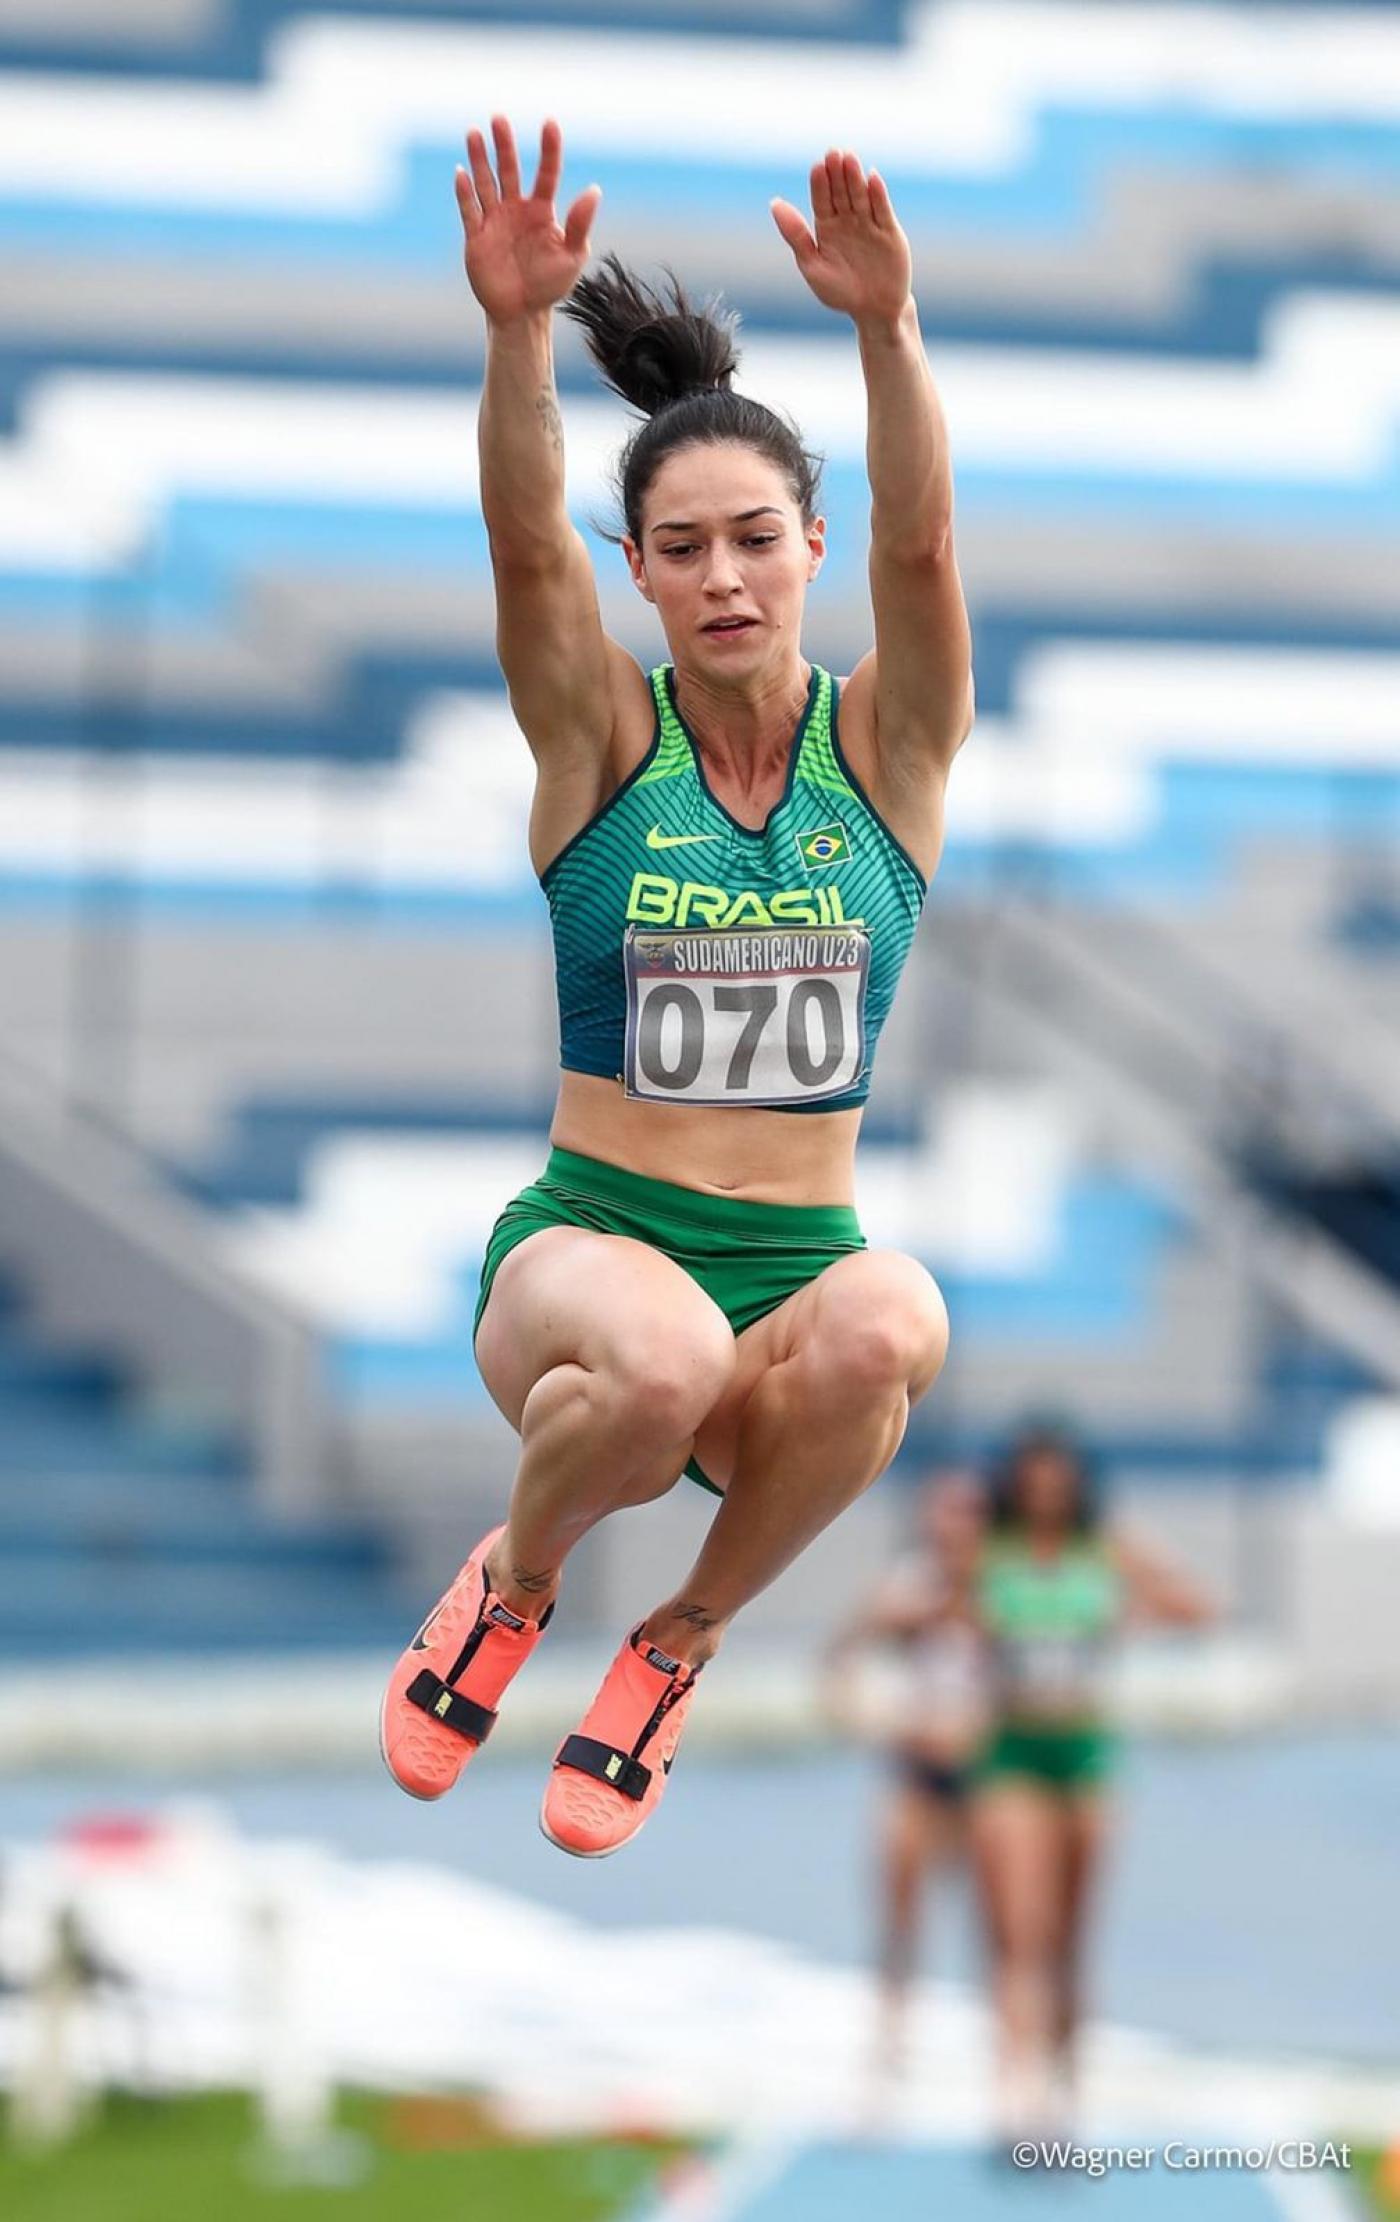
[919,1472,986,1574]
[624,443,825,678]
[1014,1449,1083,1534]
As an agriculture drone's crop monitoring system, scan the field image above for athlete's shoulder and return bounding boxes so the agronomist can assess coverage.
[608,647,661,774]
[575,644,658,791]
[826,654,946,885]
[528,648,657,880]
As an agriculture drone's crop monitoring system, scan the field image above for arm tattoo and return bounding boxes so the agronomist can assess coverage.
[535,384,564,454]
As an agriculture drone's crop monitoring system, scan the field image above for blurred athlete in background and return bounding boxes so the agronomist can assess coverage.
[380,116,973,1857]
[972,1425,1214,2133]
[825,1469,990,2077]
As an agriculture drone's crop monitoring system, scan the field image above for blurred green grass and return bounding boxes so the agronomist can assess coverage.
[0,2090,687,2221]
[1357,2145,1400,2219]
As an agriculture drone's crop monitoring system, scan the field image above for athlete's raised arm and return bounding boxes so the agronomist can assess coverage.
[772,153,974,791]
[1111,1528,1218,1628]
[458,117,636,793]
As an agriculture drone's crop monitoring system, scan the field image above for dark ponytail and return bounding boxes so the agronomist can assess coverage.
[564,253,738,414]
[561,253,822,543]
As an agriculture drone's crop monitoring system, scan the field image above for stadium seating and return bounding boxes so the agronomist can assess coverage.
[0,1265,403,1655]
[1,0,1397,1642]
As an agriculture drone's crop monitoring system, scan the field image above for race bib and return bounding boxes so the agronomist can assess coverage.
[1001,1637,1107,1713]
[623,924,870,1107]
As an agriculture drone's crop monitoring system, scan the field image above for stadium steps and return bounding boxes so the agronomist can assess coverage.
[0,1558,407,1657]
[1258,1168,1400,1287]
[0,0,897,83]
[0,1504,405,1656]
[1133,856,1400,1165]
[0,1308,245,1480]
[0,1347,123,1403]
[182,1093,561,1209]
[0,1469,385,1564]
[3,571,1396,778]
[0,1268,407,1654]
[4,241,1396,421]
[182,1089,927,1212]
[1336,887,1400,959]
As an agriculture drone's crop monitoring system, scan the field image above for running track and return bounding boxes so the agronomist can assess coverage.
[631,2137,1361,2222]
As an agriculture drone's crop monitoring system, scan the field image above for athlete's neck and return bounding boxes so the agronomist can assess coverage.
[670,660,811,801]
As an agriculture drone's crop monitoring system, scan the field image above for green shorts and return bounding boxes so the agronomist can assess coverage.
[472,1146,866,1496]
[976,1720,1116,1794]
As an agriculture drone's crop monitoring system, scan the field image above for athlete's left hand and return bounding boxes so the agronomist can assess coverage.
[771,151,913,328]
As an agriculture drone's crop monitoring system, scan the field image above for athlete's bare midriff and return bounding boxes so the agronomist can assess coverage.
[550,1070,862,1203]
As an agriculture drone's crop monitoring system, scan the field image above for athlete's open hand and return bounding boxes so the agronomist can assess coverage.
[771,151,913,330]
[455,116,601,326]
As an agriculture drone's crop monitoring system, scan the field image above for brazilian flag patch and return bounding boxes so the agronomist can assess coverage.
[795,821,853,872]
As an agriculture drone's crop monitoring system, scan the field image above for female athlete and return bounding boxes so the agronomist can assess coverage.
[971,1426,1214,2130]
[380,115,973,1858]
[824,1469,991,2077]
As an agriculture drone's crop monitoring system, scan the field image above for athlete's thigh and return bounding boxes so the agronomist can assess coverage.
[970,1781,1062,1954]
[692,1246,947,1489]
[474,1225,734,1429]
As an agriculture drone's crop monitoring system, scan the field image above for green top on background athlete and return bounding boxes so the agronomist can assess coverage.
[971,1427,1214,2136]
[381,117,973,1863]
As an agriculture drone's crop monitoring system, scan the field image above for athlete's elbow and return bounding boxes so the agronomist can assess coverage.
[870,510,955,572]
[483,510,578,581]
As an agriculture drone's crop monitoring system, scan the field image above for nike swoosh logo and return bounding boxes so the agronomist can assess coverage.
[646,824,721,850]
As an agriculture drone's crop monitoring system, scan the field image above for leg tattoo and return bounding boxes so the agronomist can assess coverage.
[669,1601,720,1634]
[508,1563,557,1598]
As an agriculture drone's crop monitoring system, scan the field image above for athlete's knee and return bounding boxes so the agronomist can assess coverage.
[607,1311,736,1442]
[809,1257,949,1399]
[882,1853,923,1925]
[996,1901,1060,1962]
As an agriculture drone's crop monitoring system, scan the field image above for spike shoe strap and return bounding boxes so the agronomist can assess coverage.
[380,1524,553,1800]
[540,1626,703,1857]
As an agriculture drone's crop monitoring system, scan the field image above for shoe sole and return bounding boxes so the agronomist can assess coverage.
[537,1794,656,1860]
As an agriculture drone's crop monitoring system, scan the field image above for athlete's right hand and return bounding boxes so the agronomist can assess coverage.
[455,116,601,325]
